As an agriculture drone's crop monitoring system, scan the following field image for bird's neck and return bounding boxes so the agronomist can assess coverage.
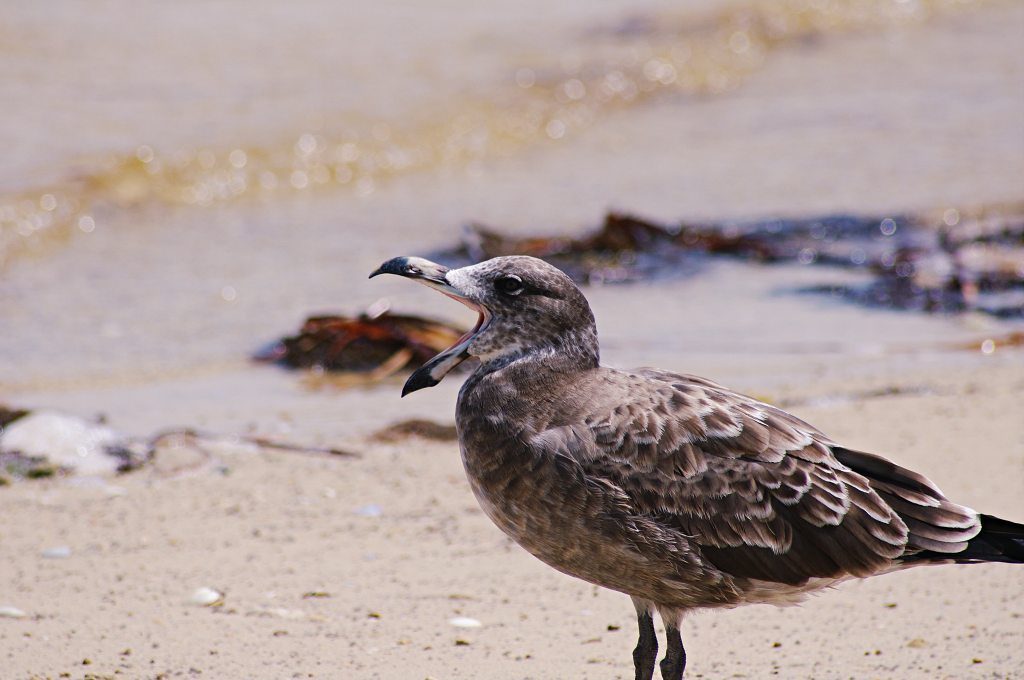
[458,341,599,431]
[476,343,597,385]
[474,324,599,375]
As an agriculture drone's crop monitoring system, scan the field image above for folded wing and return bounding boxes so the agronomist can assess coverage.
[531,369,981,586]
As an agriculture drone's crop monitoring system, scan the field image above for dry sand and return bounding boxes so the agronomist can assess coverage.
[1,358,1022,680]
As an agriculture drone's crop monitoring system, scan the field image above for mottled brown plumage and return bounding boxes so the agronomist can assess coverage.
[370,254,1024,679]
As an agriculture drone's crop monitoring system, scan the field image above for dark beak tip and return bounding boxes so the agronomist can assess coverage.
[402,366,438,397]
[369,257,409,281]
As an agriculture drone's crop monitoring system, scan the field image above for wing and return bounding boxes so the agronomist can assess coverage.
[529,369,980,586]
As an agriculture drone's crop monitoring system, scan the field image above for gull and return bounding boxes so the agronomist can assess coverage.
[370,254,1024,679]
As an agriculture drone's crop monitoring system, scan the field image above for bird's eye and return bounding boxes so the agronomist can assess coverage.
[494,274,524,295]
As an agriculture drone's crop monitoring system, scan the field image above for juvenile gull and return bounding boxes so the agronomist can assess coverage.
[370,255,1024,679]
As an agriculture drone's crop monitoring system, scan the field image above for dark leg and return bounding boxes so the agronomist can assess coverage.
[633,610,658,680]
[659,624,686,680]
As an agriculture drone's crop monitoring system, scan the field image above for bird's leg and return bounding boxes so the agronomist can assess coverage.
[659,624,686,680]
[632,610,658,680]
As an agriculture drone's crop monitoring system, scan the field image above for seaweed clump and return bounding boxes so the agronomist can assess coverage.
[255,307,465,375]
[437,204,1024,318]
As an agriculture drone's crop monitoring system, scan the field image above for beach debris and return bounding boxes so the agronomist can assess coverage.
[0,410,149,477]
[0,407,358,485]
[436,203,1024,318]
[189,587,225,607]
[370,418,459,443]
[147,432,213,476]
[449,616,482,628]
[255,301,466,375]
[238,435,359,459]
[149,429,359,465]
[0,605,27,619]
[41,545,72,559]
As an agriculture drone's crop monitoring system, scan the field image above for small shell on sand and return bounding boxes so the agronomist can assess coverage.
[0,605,27,619]
[449,616,482,628]
[41,546,72,559]
[188,587,224,607]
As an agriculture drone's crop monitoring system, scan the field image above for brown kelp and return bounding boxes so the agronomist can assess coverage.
[437,204,1024,318]
[370,419,459,443]
[255,308,467,375]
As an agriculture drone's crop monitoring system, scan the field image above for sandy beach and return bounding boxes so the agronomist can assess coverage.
[2,1,1022,678]
[2,357,1022,679]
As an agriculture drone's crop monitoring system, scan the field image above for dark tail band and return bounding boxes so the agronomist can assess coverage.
[908,514,1024,565]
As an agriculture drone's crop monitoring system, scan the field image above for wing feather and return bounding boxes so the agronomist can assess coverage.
[529,369,980,587]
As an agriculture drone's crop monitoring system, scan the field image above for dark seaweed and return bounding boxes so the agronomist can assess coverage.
[255,311,465,373]
[370,419,459,443]
[435,206,1024,317]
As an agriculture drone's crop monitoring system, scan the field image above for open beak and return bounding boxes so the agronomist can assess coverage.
[369,256,489,396]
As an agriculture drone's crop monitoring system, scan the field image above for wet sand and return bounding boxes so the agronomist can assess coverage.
[1,1,1023,678]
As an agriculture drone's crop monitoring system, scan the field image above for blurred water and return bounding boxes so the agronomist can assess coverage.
[2,0,1010,265]
[1,0,1022,392]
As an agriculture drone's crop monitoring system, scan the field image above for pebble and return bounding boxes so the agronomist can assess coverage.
[449,616,482,628]
[0,605,27,619]
[41,546,72,559]
[188,587,224,607]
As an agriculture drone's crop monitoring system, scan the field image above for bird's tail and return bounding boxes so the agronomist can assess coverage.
[960,514,1024,563]
[910,514,1024,565]
[832,448,1024,566]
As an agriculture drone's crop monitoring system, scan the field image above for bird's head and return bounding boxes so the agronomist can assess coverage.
[370,255,598,396]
